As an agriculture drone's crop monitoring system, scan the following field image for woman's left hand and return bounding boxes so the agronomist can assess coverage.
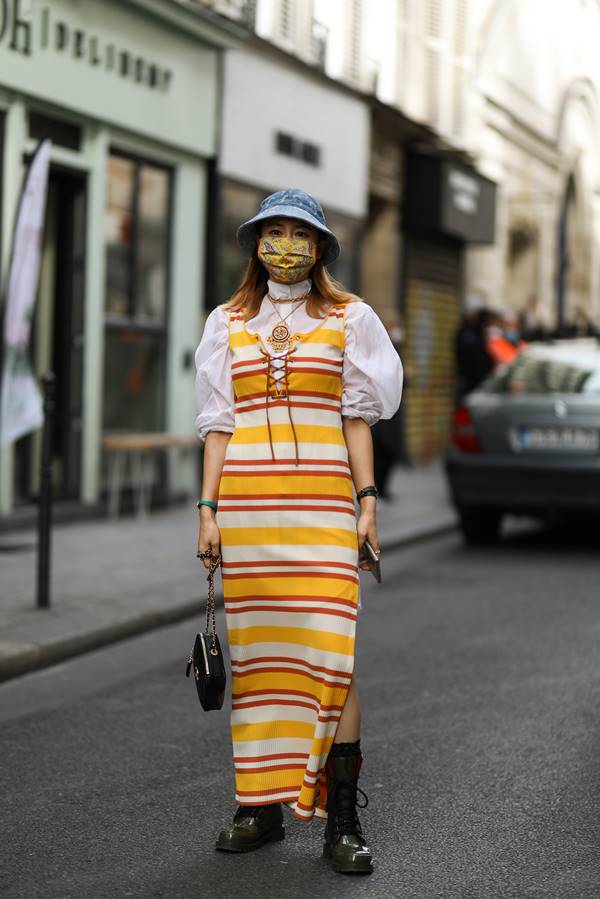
[356,508,380,570]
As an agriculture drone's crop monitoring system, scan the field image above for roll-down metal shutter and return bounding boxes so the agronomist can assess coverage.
[403,236,462,462]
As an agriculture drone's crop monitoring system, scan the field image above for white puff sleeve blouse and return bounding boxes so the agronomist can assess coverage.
[194,300,403,445]
[193,307,235,445]
[341,302,403,425]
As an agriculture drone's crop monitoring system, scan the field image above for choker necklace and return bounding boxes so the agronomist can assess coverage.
[266,290,309,352]
[267,284,311,303]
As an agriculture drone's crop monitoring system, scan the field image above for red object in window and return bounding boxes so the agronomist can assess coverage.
[451,405,482,453]
[125,367,144,395]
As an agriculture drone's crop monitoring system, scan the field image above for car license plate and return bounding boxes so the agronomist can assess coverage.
[510,426,600,452]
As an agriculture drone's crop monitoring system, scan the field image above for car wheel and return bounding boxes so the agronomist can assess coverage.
[458,507,503,546]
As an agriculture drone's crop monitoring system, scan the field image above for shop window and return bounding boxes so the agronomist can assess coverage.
[104,151,171,432]
[105,154,170,324]
[106,156,135,320]
[217,180,266,305]
[135,166,170,320]
[102,330,166,432]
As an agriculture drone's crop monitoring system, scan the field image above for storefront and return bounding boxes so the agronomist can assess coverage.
[0,0,241,516]
[211,38,370,306]
[358,101,432,327]
[402,151,496,461]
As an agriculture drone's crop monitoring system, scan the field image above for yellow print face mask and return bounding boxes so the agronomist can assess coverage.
[257,236,317,284]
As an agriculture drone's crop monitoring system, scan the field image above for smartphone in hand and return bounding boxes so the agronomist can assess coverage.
[358,538,382,583]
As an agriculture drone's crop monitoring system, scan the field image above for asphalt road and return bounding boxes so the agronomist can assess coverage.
[1,524,600,898]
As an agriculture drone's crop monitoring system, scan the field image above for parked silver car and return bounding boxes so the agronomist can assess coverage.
[446,339,600,544]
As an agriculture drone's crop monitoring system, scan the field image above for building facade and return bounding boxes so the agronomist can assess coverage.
[0,0,240,516]
[464,0,600,335]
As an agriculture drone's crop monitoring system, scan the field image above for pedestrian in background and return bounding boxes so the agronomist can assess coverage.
[519,294,547,342]
[194,189,403,874]
[486,308,527,367]
[455,296,494,400]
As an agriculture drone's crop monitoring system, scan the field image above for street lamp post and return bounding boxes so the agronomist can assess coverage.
[36,371,56,610]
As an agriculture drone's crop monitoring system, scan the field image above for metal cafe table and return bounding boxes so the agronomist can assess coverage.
[102,432,200,518]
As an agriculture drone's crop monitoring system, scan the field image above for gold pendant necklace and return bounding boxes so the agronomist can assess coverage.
[267,322,294,353]
[266,292,309,352]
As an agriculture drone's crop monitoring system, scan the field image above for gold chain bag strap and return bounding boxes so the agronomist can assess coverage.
[185,549,226,711]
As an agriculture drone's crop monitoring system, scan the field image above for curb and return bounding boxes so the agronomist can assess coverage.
[0,599,205,684]
[0,518,457,684]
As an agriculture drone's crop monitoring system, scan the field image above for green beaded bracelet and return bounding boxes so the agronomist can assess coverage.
[197,499,218,511]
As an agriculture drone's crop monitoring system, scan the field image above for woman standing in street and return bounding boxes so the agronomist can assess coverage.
[194,189,403,874]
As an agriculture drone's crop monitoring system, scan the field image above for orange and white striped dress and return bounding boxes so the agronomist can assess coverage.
[216,303,359,820]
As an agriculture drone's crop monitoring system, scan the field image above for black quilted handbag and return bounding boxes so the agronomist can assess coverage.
[186,550,226,711]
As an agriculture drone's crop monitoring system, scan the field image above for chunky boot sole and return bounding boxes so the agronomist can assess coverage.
[323,842,373,874]
[215,826,285,853]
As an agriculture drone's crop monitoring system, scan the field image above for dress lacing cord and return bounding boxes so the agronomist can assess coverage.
[259,346,300,467]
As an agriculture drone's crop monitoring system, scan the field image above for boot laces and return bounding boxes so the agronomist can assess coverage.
[330,780,369,836]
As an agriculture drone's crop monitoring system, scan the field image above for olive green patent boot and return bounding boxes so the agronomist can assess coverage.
[323,751,373,874]
[215,803,285,853]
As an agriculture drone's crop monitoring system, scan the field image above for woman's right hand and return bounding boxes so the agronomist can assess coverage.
[197,509,221,568]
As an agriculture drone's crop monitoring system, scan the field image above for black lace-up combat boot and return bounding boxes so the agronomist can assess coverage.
[215,803,285,853]
[323,749,373,874]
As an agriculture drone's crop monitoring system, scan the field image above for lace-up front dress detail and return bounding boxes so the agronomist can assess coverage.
[257,343,301,465]
[217,303,359,820]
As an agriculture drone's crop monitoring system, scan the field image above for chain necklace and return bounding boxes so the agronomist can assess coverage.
[266,290,310,352]
[267,282,312,304]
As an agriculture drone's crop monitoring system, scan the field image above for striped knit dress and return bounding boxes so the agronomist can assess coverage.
[216,301,359,821]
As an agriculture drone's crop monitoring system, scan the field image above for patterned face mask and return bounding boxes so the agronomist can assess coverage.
[257,236,317,283]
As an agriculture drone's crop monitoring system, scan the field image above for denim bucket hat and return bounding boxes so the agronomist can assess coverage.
[236,188,341,266]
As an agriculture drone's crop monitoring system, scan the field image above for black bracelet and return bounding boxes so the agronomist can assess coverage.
[356,485,378,501]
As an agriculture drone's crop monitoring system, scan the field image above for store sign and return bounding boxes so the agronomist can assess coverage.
[404,152,496,244]
[447,169,479,216]
[0,139,50,446]
[0,0,220,155]
[0,0,172,90]
[442,161,496,243]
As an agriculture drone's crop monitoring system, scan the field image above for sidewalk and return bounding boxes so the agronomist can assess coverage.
[0,462,456,681]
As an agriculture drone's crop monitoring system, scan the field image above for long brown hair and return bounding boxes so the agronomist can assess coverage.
[222,252,361,321]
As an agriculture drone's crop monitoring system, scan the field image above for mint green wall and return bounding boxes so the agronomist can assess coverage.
[0,0,221,157]
[166,159,206,496]
[81,126,109,506]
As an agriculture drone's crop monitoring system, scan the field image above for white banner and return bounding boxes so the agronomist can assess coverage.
[0,139,52,446]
